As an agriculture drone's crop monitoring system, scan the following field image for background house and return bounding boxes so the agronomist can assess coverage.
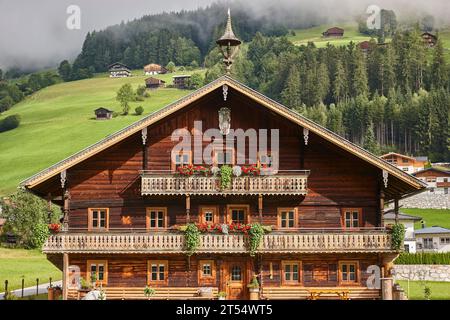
[421,32,437,48]
[108,63,131,78]
[384,210,422,253]
[172,75,191,89]
[94,108,113,120]
[144,63,168,75]
[380,152,428,174]
[414,167,450,195]
[415,226,450,252]
[145,77,165,89]
[322,27,344,37]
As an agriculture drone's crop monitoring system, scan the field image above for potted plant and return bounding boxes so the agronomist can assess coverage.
[48,223,61,234]
[144,286,155,300]
[217,291,227,300]
[247,275,260,300]
[47,284,62,300]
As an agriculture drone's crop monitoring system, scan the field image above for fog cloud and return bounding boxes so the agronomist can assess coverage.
[0,0,449,71]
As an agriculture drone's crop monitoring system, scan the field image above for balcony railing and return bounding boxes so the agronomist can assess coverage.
[140,170,309,196]
[43,231,393,254]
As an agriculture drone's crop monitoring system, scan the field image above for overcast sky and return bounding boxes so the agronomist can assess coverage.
[0,0,449,71]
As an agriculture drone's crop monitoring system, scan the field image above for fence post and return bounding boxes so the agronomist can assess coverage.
[4,280,8,299]
[21,278,24,298]
[36,278,39,296]
[49,277,52,288]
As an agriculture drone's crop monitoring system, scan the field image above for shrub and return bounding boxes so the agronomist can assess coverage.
[0,114,21,133]
[136,85,146,97]
[135,106,144,115]
[29,222,50,249]
[112,112,119,118]
[391,223,405,251]
[395,252,450,265]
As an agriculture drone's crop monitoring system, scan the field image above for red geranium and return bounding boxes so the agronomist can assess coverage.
[48,223,61,234]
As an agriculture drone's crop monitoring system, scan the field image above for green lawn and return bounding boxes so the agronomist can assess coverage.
[287,24,374,48]
[401,208,450,230]
[0,69,204,196]
[397,280,450,300]
[0,247,61,291]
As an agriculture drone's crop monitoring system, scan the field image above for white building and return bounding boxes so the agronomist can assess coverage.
[384,210,422,253]
[415,226,450,252]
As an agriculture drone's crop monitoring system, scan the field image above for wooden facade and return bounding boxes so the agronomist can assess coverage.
[22,76,425,300]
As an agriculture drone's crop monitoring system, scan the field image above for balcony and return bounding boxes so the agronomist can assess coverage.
[140,170,309,196]
[43,230,393,254]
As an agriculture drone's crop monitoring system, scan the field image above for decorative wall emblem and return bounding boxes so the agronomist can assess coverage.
[222,84,228,101]
[382,170,389,188]
[218,107,231,135]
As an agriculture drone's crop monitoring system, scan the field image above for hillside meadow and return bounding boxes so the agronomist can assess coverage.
[0,69,204,196]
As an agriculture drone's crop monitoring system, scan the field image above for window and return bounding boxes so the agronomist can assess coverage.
[214,148,234,165]
[231,265,242,281]
[199,206,218,224]
[278,208,298,229]
[87,260,107,285]
[423,238,433,249]
[440,238,450,245]
[445,188,449,195]
[339,262,358,284]
[281,261,301,285]
[227,205,249,224]
[88,208,109,231]
[171,151,191,171]
[341,208,361,229]
[148,260,168,285]
[146,208,167,229]
[198,260,215,281]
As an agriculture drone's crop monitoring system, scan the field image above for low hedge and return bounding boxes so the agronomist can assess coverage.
[395,252,450,265]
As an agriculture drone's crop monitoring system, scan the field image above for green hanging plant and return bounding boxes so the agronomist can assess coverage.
[248,223,265,257]
[184,223,201,256]
[220,165,233,189]
[391,223,405,251]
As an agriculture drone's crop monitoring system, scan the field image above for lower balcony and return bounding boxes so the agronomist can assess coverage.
[43,230,393,254]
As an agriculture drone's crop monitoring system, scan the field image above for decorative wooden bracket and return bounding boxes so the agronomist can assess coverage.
[382,170,388,188]
[303,128,309,145]
[222,84,228,101]
[141,127,148,145]
[60,170,67,189]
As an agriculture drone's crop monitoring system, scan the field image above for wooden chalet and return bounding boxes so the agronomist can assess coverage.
[322,27,344,37]
[421,32,437,48]
[21,76,426,300]
[108,62,131,78]
[145,77,166,89]
[173,75,191,89]
[144,64,168,75]
[414,167,450,189]
[380,152,428,174]
[94,107,113,120]
[20,11,426,301]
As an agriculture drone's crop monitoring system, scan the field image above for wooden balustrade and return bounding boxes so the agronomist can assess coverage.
[43,232,393,254]
[141,172,309,195]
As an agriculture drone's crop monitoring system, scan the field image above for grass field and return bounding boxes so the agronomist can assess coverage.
[401,208,450,230]
[0,247,61,291]
[0,69,204,196]
[287,24,374,48]
[397,280,450,300]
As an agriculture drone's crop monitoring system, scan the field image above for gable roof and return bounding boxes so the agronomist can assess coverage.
[108,62,130,70]
[20,76,426,198]
[380,152,428,162]
[94,107,113,113]
[413,167,450,177]
[415,226,450,235]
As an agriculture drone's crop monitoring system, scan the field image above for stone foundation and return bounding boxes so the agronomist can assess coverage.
[393,265,450,282]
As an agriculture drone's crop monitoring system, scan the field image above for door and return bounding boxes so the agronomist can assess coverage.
[224,261,246,300]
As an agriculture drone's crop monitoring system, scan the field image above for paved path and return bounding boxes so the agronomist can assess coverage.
[0,280,62,300]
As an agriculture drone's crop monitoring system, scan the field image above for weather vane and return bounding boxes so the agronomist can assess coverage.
[216,8,242,74]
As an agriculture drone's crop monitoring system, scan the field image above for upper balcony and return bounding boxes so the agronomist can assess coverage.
[141,170,310,196]
[42,229,393,254]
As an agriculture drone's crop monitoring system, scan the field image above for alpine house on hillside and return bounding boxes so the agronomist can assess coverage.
[20,11,426,300]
